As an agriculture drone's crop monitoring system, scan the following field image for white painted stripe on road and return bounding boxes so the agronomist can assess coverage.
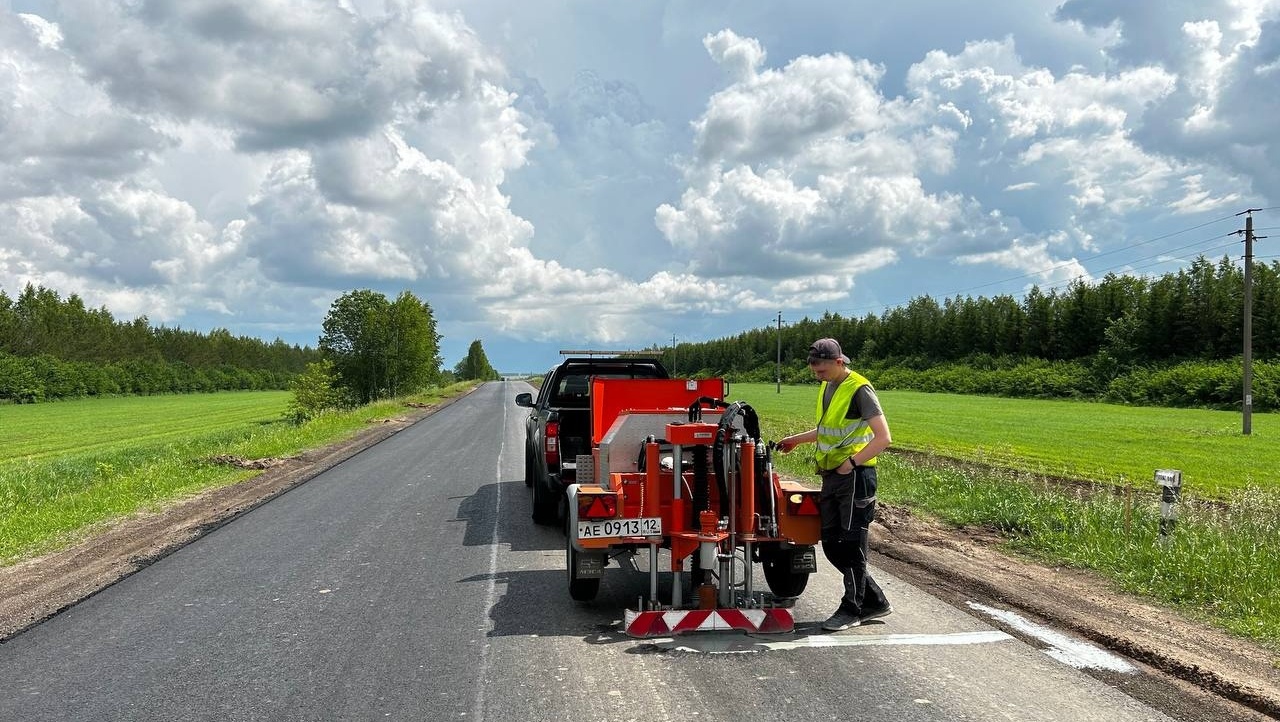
[967,601,1136,673]
[647,629,1012,654]
[472,394,507,721]
[757,630,1013,651]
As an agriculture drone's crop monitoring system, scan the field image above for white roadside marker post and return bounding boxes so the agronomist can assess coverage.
[1155,469,1182,544]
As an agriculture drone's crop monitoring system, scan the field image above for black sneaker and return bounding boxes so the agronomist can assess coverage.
[860,604,893,622]
[822,608,861,631]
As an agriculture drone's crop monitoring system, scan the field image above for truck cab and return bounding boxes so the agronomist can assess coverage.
[514,355,669,526]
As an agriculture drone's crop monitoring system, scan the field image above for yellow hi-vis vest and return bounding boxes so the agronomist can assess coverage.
[814,371,876,472]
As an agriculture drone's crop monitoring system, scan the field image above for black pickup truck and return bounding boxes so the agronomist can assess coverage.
[514,356,669,525]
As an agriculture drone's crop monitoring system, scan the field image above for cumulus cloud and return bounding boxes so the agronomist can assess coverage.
[656,23,1269,317]
[501,70,677,274]
[703,29,766,82]
[49,1,506,152]
[0,14,172,200]
[956,234,1089,288]
[1054,0,1280,196]
[658,31,1026,283]
[2,2,1275,366]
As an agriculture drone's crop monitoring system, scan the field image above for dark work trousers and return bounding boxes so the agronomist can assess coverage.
[819,465,888,616]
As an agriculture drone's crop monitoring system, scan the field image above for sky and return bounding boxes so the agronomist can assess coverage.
[2,0,1279,373]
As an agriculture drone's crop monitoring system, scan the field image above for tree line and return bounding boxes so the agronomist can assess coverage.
[0,284,321,402]
[0,283,501,408]
[664,255,1280,410]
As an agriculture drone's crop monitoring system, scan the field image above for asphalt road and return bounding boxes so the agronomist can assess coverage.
[0,381,1177,721]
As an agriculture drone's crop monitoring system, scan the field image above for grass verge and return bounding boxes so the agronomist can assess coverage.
[733,383,1280,649]
[0,383,475,565]
[733,384,1275,498]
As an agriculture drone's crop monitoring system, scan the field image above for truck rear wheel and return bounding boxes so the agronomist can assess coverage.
[566,537,601,601]
[760,547,810,599]
[531,477,560,526]
[523,445,536,488]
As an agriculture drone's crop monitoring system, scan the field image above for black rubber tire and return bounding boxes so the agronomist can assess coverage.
[566,536,601,602]
[523,445,536,488]
[531,476,560,526]
[760,547,810,598]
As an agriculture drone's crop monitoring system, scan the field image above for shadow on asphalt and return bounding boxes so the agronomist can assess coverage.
[454,562,666,640]
[451,480,563,552]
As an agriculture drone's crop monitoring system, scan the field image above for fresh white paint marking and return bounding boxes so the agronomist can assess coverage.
[967,601,1136,673]
[648,629,1012,654]
[472,393,508,722]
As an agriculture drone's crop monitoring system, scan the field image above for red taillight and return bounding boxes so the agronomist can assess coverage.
[786,492,821,516]
[578,494,618,520]
[544,421,560,465]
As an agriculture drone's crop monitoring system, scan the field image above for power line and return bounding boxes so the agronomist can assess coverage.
[1041,239,1239,288]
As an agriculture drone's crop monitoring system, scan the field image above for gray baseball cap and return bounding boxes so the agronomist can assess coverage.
[807,338,849,364]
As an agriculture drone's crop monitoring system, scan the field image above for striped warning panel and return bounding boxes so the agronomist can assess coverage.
[624,608,794,637]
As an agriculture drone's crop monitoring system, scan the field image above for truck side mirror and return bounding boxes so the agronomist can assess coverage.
[515,392,533,407]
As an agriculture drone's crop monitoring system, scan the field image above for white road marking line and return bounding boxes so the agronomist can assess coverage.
[645,629,1012,654]
[967,601,1136,673]
[472,394,507,722]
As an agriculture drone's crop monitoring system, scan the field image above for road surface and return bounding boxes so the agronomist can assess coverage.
[0,382,1178,721]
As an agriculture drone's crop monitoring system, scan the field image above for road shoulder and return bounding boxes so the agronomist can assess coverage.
[870,503,1280,719]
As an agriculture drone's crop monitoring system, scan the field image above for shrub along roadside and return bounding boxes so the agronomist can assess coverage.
[0,383,475,565]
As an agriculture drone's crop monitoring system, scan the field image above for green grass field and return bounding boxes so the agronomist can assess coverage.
[0,392,292,462]
[0,386,472,564]
[732,384,1275,498]
[732,383,1280,647]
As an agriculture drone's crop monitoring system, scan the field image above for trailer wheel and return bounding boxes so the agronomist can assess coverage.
[760,548,810,599]
[566,538,601,602]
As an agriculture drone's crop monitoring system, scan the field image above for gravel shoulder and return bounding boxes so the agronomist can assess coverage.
[2,393,1276,719]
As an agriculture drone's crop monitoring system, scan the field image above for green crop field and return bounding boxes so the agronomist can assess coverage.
[731,384,1275,498]
[0,392,292,462]
[0,386,471,564]
[731,383,1280,646]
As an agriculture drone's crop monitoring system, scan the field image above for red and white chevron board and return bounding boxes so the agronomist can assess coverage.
[624,607,794,637]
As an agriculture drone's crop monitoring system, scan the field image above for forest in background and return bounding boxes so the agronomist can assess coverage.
[664,256,1280,410]
[0,284,320,402]
[8,253,1278,409]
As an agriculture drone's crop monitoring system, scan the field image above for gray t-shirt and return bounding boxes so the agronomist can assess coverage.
[822,375,883,420]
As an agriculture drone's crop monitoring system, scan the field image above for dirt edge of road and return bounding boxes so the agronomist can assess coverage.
[2,388,1277,719]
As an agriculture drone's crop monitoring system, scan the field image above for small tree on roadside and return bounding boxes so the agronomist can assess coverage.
[287,359,349,423]
[319,289,443,403]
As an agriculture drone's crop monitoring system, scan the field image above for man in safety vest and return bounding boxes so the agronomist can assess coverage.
[777,338,893,631]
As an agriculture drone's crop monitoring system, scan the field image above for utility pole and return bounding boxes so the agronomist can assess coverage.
[672,334,677,376]
[775,311,783,394]
[1238,209,1264,435]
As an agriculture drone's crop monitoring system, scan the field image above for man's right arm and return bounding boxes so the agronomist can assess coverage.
[777,428,817,453]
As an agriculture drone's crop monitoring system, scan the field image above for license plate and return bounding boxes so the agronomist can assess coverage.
[577,517,663,539]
